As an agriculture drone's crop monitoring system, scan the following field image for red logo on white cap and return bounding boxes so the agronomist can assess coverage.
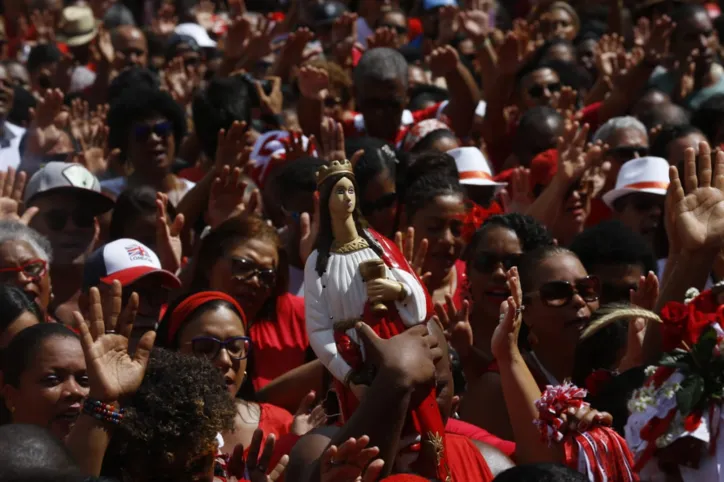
[125,244,151,262]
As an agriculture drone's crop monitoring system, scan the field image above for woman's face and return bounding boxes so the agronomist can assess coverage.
[177,305,248,397]
[3,336,88,439]
[0,310,40,348]
[468,227,523,319]
[543,7,577,41]
[0,240,51,316]
[208,238,279,320]
[412,194,466,283]
[127,115,176,179]
[361,168,398,238]
[329,176,356,220]
[524,253,599,352]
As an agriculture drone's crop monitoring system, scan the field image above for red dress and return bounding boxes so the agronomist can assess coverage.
[248,293,309,390]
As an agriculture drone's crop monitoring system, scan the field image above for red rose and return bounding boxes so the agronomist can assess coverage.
[660,301,689,351]
[584,369,614,397]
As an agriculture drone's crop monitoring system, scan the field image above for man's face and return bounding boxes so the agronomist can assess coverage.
[519,68,561,109]
[113,26,148,69]
[0,65,15,119]
[590,262,644,304]
[29,191,98,265]
[614,192,664,246]
[674,10,717,70]
[603,127,649,192]
[356,78,407,141]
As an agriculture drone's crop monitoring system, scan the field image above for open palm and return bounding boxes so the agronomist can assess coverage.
[670,142,724,251]
[73,282,155,402]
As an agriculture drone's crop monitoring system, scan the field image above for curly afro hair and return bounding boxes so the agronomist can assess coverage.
[107,86,187,163]
[102,348,236,480]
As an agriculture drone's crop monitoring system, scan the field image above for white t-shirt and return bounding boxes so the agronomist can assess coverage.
[0,122,26,172]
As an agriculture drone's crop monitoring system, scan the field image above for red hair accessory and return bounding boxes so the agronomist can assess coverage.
[458,200,503,244]
[168,291,247,343]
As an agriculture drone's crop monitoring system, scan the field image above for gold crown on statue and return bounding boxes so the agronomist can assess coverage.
[316,160,355,187]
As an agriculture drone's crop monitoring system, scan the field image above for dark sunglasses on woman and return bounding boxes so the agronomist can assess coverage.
[43,208,95,231]
[531,275,600,307]
[229,257,276,288]
[528,81,562,99]
[134,120,172,142]
[378,23,408,35]
[190,336,251,361]
[472,252,522,273]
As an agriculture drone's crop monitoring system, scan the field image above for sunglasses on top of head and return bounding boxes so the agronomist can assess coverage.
[528,275,600,307]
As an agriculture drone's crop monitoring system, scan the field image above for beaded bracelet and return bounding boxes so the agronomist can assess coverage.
[82,399,125,425]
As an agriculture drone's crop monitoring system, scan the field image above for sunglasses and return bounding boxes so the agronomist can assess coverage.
[133,120,172,142]
[44,208,95,231]
[361,192,397,214]
[190,336,251,361]
[0,258,47,281]
[472,252,522,273]
[229,257,276,288]
[528,82,561,98]
[607,146,649,162]
[379,23,408,35]
[531,275,600,307]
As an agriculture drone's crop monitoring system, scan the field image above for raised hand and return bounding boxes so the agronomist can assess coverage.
[280,129,316,163]
[271,28,315,79]
[225,16,252,61]
[320,435,384,482]
[434,295,473,359]
[297,65,329,102]
[669,141,724,251]
[555,122,602,188]
[70,99,114,176]
[394,227,431,284]
[72,282,154,403]
[0,168,37,224]
[643,15,675,65]
[163,57,199,107]
[367,27,398,49]
[458,9,489,45]
[228,429,289,482]
[290,390,327,436]
[239,15,276,70]
[27,88,66,156]
[437,4,459,45]
[500,167,533,214]
[214,121,249,173]
[427,45,460,78]
[151,2,178,37]
[331,12,359,69]
[207,165,259,228]
[490,267,523,363]
[255,77,283,116]
[496,25,539,76]
[319,117,345,161]
[30,9,55,43]
[155,192,185,273]
[193,0,215,32]
[630,270,659,311]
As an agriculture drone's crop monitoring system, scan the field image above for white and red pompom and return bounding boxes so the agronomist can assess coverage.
[534,383,589,445]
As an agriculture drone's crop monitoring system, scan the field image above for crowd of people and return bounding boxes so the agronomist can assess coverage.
[2,0,724,480]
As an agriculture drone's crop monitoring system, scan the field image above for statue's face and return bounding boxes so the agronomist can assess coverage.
[329,177,356,219]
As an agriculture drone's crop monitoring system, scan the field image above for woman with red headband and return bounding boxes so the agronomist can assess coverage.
[156,291,326,469]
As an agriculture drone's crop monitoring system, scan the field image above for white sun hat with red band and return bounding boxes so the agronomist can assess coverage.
[602,156,670,208]
[448,147,507,188]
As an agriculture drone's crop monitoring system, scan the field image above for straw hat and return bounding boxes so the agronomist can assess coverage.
[56,6,99,47]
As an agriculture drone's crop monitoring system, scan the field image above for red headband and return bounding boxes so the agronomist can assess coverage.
[168,291,247,343]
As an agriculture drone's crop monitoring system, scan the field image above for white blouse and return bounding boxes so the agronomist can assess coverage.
[304,244,427,383]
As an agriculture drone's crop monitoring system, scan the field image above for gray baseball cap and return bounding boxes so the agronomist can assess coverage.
[24,162,114,214]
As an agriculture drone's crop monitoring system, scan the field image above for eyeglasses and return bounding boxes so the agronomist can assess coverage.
[528,82,562,99]
[472,252,522,273]
[379,23,408,35]
[190,336,252,361]
[323,96,344,108]
[530,275,600,307]
[43,208,95,231]
[133,120,172,142]
[361,192,398,214]
[0,258,48,281]
[607,146,649,162]
[229,257,276,288]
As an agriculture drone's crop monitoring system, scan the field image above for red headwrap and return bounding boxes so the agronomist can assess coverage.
[167,291,247,343]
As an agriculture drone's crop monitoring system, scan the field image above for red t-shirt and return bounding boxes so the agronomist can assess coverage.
[446,433,495,481]
[342,102,444,146]
[586,198,613,227]
[248,293,309,390]
[446,418,516,457]
[452,259,469,310]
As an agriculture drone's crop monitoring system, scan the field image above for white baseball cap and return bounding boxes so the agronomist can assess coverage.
[602,156,670,208]
[174,23,217,48]
[82,238,181,291]
[448,147,506,188]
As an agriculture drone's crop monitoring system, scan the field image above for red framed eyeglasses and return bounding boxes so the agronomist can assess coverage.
[0,259,48,281]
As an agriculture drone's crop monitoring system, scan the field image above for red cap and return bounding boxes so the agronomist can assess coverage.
[530,148,559,190]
